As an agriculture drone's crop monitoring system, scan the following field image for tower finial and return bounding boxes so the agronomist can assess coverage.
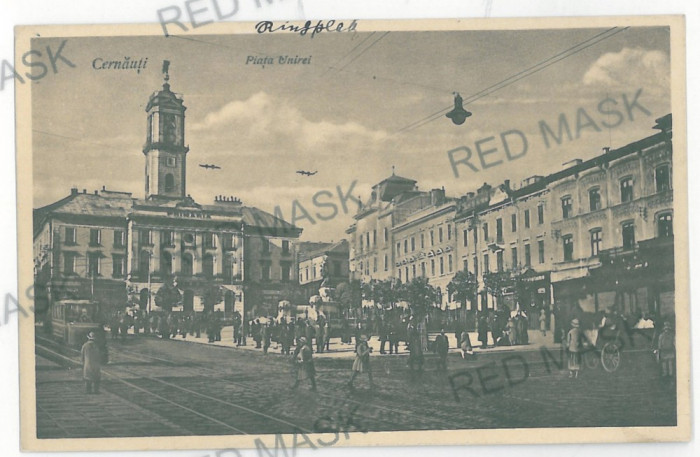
[162,60,170,83]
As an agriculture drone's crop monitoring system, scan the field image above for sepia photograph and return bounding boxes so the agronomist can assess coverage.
[15,16,689,451]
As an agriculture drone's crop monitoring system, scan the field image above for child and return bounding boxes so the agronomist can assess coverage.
[459,330,474,359]
[566,319,582,378]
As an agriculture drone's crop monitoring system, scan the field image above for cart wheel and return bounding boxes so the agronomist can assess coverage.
[584,350,600,369]
[601,342,621,373]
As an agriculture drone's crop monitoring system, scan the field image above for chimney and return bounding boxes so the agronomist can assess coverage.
[602,147,611,154]
[504,179,510,190]
[430,188,445,206]
[94,190,98,195]
[82,189,87,194]
[70,187,78,195]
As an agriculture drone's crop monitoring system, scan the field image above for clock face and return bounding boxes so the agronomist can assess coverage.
[163,114,177,143]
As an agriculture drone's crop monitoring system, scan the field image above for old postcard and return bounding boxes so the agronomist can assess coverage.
[16,15,689,452]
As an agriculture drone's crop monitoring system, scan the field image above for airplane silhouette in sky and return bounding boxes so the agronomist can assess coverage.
[199,164,221,170]
[296,170,318,176]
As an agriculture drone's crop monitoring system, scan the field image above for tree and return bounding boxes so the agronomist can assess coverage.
[447,270,478,308]
[154,281,181,312]
[483,270,514,309]
[335,280,362,317]
[402,277,438,320]
[201,283,223,313]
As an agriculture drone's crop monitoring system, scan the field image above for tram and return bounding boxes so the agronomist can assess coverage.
[50,299,102,347]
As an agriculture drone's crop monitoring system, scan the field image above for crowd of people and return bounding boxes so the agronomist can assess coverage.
[107,310,225,343]
[79,303,676,395]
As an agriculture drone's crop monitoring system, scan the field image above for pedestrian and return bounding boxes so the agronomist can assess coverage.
[434,329,449,371]
[262,322,271,355]
[388,320,399,354]
[566,318,582,378]
[81,332,102,394]
[539,309,547,337]
[349,335,374,390]
[316,315,326,353]
[477,312,489,349]
[655,321,676,380]
[286,321,295,355]
[292,337,317,391]
[459,330,474,359]
[253,319,262,348]
[519,311,529,345]
[379,316,388,354]
[325,320,331,352]
[306,319,316,353]
[407,319,423,372]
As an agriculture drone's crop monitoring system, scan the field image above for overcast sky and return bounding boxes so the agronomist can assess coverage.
[31,26,671,242]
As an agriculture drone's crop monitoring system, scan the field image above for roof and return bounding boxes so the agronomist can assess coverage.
[372,173,417,189]
[298,240,349,261]
[34,189,302,238]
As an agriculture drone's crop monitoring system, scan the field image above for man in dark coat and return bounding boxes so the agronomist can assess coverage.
[378,316,388,354]
[262,322,271,355]
[407,318,423,372]
[81,332,102,394]
[478,312,489,349]
[434,329,449,371]
[292,337,317,391]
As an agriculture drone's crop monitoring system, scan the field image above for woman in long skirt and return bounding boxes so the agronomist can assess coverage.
[349,335,373,390]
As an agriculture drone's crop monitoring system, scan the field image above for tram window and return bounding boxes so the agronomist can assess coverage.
[65,303,94,322]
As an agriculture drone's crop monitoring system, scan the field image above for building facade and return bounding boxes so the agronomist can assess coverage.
[33,66,302,320]
[297,240,350,300]
[346,114,674,330]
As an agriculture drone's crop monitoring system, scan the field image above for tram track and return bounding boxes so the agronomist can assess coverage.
[107,341,489,430]
[35,336,312,435]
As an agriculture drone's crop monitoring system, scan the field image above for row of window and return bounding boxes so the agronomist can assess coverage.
[63,227,296,256]
[560,165,671,220]
[460,206,545,249]
[466,240,547,276]
[300,261,343,282]
[561,213,672,261]
[396,254,454,282]
[64,227,126,248]
[395,225,453,256]
[63,252,125,278]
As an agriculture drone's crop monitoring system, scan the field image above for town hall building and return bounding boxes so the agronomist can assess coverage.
[33,63,302,320]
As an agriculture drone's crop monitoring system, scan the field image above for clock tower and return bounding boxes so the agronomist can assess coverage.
[143,60,189,199]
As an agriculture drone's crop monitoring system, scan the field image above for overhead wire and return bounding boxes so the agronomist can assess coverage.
[397,26,629,134]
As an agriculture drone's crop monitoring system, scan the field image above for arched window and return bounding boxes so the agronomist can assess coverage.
[181,253,193,276]
[164,173,175,192]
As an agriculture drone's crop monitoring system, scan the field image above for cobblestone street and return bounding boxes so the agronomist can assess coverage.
[35,334,677,439]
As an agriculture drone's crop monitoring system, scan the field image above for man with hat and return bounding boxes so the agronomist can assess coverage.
[655,321,676,379]
[566,318,582,378]
[292,337,317,391]
[81,331,102,394]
